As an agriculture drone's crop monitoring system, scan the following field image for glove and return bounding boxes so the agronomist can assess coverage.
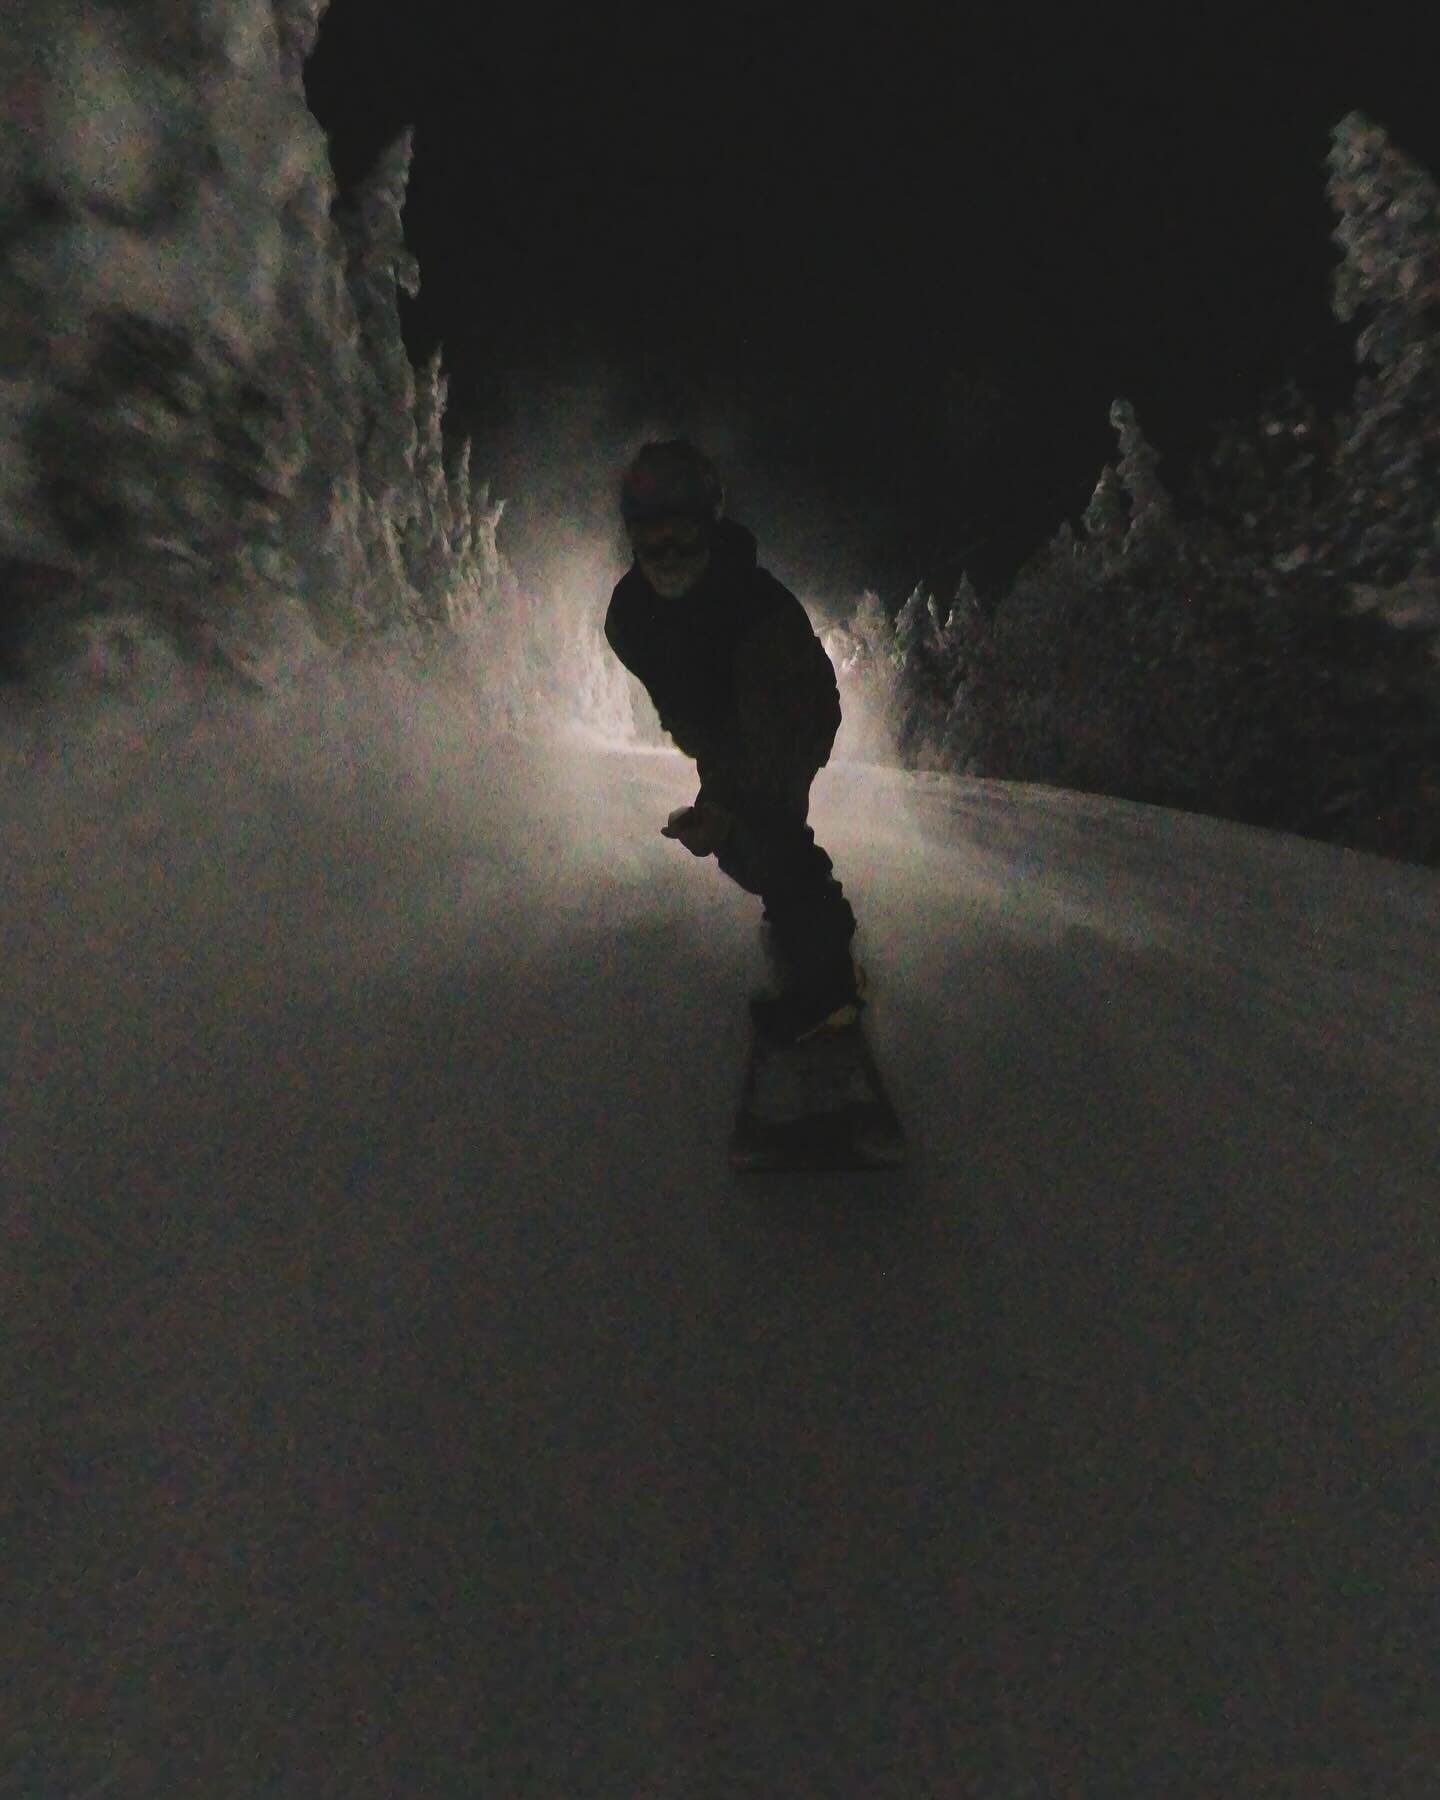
[661,800,734,857]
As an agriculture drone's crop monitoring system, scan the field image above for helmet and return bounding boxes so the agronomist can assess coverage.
[620,440,725,526]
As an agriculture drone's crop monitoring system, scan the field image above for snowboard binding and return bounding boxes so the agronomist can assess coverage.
[748,960,868,1048]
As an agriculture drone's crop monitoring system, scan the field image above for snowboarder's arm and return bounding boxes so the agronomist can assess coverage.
[605,588,677,739]
[603,592,639,677]
[731,600,842,776]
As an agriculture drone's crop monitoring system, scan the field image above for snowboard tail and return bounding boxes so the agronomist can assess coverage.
[730,1020,905,1172]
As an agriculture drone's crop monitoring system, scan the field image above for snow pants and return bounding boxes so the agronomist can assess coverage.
[703,769,857,988]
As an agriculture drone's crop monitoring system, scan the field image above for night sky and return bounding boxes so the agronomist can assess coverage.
[305,4,1439,601]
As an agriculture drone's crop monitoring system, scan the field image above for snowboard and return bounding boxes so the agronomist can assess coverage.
[730,1017,905,1172]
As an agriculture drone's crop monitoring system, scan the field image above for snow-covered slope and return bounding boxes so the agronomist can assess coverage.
[7,679,1437,1796]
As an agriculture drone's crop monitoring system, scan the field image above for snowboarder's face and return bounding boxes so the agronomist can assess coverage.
[630,516,711,599]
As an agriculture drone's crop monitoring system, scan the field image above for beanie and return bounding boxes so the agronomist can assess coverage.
[620,440,725,525]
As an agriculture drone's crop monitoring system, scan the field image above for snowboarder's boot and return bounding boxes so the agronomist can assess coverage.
[749,949,868,1047]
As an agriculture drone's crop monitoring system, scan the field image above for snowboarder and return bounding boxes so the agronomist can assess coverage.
[604,439,864,1046]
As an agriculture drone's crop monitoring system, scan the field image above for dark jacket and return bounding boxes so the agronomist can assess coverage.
[604,518,842,805]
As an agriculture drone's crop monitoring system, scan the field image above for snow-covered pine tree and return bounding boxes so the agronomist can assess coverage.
[436,426,503,636]
[891,582,954,764]
[1081,462,1128,568]
[832,588,904,756]
[446,434,472,562]
[1184,377,1334,581]
[936,571,992,770]
[1324,112,1440,642]
[1308,112,1440,854]
[943,573,985,661]
[273,0,327,80]
[0,1,514,694]
[847,588,902,675]
[335,128,424,634]
[399,346,448,616]
[893,582,940,666]
[1108,397,1174,556]
[464,480,504,599]
[414,350,450,540]
[1330,112,1440,389]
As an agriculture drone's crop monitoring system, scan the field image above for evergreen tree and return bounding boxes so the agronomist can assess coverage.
[333,129,424,631]
[274,0,327,79]
[404,346,448,597]
[1324,112,1440,593]
[339,127,421,458]
[1108,397,1173,555]
[1330,111,1440,383]
[893,582,939,666]
[1081,463,1127,566]
[447,435,473,559]
[936,572,992,770]
[849,111,1440,863]
[1186,377,1333,572]
[942,573,986,671]
[838,588,903,751]
[848,588,901,674]
[891,582,953,763]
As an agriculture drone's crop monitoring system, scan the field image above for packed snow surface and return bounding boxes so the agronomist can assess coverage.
[7,669,1438,1797]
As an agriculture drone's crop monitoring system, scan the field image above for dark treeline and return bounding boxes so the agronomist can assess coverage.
[836,113,1440,869]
